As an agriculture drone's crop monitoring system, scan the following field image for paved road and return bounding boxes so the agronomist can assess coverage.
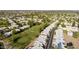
[46,21,59,49]
[46,28,56,49]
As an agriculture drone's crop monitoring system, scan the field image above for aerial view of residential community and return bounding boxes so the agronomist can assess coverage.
[0,10,79,49]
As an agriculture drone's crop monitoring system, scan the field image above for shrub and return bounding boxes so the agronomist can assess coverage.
[72,21,75,27]
[61,23,66,27]
[73,32,79,38]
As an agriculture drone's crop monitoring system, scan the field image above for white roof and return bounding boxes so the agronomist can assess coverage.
[4,31,12,36]
[67,31,73,36]
[32,46,43,49]
[33,41,43,47]
[55,29,64,38]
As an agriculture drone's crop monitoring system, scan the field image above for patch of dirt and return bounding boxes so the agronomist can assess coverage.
[64,32,79,49]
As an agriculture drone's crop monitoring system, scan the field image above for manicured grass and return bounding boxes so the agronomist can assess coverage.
[9,23,48,48]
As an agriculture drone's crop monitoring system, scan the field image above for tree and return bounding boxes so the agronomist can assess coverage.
[0,30,4,40]
[28,20,35,27]
[0,42,4,49]
[0,34,4,40]
[72,21,75,27]
[12,28,16,41]
[61,23,66,27]
[78,24,79,29]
